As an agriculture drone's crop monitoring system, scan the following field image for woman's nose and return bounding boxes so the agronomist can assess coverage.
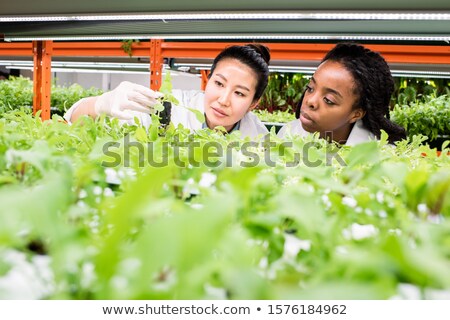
[304,92,318,110]
[217,90,231,107]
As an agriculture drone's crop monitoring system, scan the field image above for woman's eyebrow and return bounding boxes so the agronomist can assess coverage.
[215,73,228,82]
[236,85,251,92]
[311,76,342,98]
[215,73,250,92]
[324,87,343,98]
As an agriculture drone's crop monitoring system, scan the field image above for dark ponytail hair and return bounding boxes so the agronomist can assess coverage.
[209,44,271,102]
[296,43,406,143]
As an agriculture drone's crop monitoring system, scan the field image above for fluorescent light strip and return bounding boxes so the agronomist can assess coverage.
[194,65,318,73]
[1,12,450,22]
[6,34,450,42]
[390,69,450,77]
[5,66,149,74]
[170,63,450,78]
[4,62,450,78]
[51,61,148,69]
[0,60,164,70]
[173,63,211,69]
[4,65,183,76]
[270,66,317,72]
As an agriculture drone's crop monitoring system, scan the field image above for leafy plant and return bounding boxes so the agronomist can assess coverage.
[253,109,296,123]
[0,76,33,111]
[258,73,309,113]
[391,94,450,141]
[393,77,450,106]
[51,83,103,113]
[0,76,103,114]
[121,39,141,57]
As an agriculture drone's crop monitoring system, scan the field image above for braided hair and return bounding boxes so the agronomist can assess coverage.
[209,44,271,103]
[296,43,406,144]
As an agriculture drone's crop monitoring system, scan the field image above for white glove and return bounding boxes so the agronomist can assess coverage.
[94,81,163,120]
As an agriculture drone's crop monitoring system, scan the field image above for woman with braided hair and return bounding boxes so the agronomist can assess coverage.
[278,43,406,145]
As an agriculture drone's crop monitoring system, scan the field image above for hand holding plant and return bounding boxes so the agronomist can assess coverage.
[94,81,164,120]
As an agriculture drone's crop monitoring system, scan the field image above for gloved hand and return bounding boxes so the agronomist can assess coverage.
[94,81,163,120]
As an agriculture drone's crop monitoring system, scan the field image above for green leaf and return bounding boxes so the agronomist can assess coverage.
[345,141,380,167]
[185,106,206,124]
[134,126,148,143]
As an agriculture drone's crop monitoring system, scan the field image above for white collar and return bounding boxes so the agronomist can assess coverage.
[346,120,375,146]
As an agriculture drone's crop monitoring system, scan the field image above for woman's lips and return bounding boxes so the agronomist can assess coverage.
[300,111,314,124]
[211,106,228,117]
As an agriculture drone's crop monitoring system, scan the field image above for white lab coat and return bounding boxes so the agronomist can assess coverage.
[64,89,268,139]
[277,119,375,146]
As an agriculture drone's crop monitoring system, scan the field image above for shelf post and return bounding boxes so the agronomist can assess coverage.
[149,39,163,90]
[32,40,52,120]
[200,70,210,91]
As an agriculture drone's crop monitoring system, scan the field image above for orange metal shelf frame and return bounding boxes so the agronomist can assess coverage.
[1,40,449,119]
[2,41,450,62]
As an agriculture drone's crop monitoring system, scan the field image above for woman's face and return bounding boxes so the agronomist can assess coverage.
[299,60,365,143]
[204,58,258,132]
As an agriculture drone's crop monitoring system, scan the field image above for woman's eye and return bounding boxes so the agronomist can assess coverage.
[324,97,335,105]
[235,91,245,97]
[215,80,224,87]
[305,85,313,93]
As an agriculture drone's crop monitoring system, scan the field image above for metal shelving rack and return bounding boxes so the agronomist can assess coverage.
[0,41,449,120]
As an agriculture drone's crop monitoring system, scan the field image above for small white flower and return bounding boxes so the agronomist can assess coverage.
[182,178,199,195]
[93,186,103,195]
[78,189,88,199]
[199,172,217,188]
[365,208,373,216]
[76,200,87,208]
[417,203,428,214]
[283,234,311,259]
[80,262,96,289]
[392,283,421,300]
[428,214,444,224]
[104,168,121,185]
[103,187,114,197]
[376,191,385,203]
[342,196,357,208]
[378,210,388,218]
[321,194,331,209]
[343,223,378,240]
[0,250,54,299]
[424,288,450,300]
[388,228,402,236]
[89,220,99,229]
[189,203,204,210]
[258,256,268,269]
[117,167,136,179]
[204,283,227,299]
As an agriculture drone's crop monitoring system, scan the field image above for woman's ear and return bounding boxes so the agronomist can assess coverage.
[248,99,259,112]
[349,108,366,123]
